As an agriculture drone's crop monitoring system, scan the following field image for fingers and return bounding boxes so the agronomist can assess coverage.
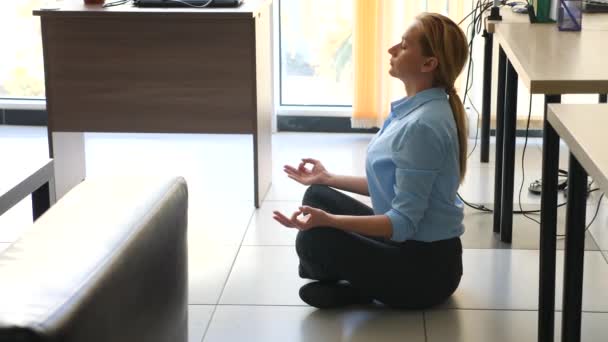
[273,210,297,228]
[299,205,320,215]
[301,158,320,165]
[284,165,299,173]
[284,165,310,177]
[291,210,310,230]
[300,158,320,172]
[299,205,312,214]
[290,210,301,224]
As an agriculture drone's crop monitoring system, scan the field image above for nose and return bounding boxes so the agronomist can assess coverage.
[388,43,398,56]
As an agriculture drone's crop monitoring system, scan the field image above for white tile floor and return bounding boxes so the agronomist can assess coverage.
[1,125,607,341]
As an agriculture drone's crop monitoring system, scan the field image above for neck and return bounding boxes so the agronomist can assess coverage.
[403,78,434,97]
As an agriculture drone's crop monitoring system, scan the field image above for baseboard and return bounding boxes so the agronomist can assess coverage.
[277,115,379,133]
[1,109,48,126]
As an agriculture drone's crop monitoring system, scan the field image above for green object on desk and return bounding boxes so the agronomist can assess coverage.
[535,0,557,22]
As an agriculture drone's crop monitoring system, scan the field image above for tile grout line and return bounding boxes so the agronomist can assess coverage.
[188,304,608,314]
[601,250,608,265]
[194,303,608,314]
[199,205,258,342]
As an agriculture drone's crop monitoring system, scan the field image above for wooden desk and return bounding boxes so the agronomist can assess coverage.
[491,20,608,342]
[34,0,273,208]
[546,104,608,342]
[0,158,55,220]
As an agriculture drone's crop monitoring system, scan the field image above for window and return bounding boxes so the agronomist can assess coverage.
[279,0,353,106]
[0,0,45,99]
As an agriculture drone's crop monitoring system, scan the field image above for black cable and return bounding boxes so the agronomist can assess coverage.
[557,193,605,238]
[477,87,604,233]
[459,0,493,25]
[161,0,214,8]
[456,1,575,217]
[464,1,492,159]
[519,94,541,224]
[463,1,482,157]
[103,0,131,7]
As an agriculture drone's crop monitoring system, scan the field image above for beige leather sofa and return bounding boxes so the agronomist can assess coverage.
[0,176,188,342]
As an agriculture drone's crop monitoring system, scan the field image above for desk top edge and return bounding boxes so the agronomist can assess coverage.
[34,0,271,18]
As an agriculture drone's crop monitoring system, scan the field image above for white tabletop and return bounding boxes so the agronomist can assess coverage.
[547,104,608,193]
[495,22,608,94]
[486,7,530,33]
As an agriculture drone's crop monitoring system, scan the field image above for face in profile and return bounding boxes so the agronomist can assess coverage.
[387,22,437,84]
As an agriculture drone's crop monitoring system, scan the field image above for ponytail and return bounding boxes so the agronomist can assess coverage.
[416,13,470,183]
[447,88,468,184]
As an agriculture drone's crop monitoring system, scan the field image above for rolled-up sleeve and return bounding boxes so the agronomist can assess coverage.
[385,121,445,242]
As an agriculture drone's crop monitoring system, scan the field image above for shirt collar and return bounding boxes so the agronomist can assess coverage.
[390,87,448,120]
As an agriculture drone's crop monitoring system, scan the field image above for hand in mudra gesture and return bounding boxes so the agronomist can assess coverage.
[272,205,331,231]
[283,158,329,186]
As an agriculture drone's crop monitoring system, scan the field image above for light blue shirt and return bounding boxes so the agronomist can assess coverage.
[366,87,465,242]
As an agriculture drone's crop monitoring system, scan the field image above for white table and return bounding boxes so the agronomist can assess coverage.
[546,104,608,342]
[479,8,608,342]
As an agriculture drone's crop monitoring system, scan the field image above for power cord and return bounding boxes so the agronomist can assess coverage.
[103,0,131,7]
[109,0,215,8]
[160,0,214,8]
[463,0,493,159]
[557,194,604,239]
[518,94,541,224]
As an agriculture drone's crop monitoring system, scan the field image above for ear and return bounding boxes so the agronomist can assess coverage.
[421,56,438,73]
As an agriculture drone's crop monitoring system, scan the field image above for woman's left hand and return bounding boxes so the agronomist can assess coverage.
[273,206,332,231]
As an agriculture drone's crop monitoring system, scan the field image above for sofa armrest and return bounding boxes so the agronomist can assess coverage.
[0,176,188,342]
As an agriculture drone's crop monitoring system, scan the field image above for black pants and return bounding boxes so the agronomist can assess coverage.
[296,184,463,309]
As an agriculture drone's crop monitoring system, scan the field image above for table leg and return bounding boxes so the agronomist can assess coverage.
[253,3,273,209]
[493,46,507,234]
[50,132,86,200]
[29,160,55,221]
[480,29,493,163]
[538,94,562,342]
[32,182,50,221]
[561,154,587,342]
[499,59,518,243]
[253,131,272,209]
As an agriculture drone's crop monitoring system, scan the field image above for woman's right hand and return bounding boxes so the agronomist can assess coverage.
[283,158,330,186]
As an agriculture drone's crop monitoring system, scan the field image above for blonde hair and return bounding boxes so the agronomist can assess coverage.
[416,12,469,183]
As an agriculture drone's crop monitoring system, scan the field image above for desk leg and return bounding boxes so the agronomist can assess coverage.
[561,154,587,342]
[32,183,50,221]
[493,47,507,233]
[538,95,561,342]
[253,2,272,209]
[480,30,493,163]
[600,94,607,103]
[253,131,272,209]
[31,161,56,221]
[50,132,86,200]
[499,60,518,243]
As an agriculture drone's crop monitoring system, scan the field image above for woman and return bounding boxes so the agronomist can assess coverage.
[273,12,469,309]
